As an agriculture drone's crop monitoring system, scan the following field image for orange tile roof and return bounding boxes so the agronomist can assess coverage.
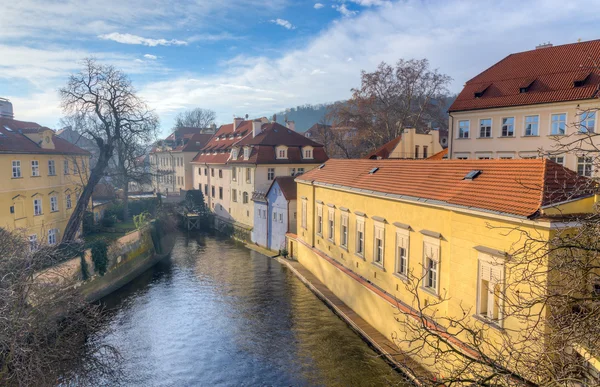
[426,148,448,160]
[191,120,252,164]
[449,39,600,112]
[364,135,402,159]
[296,159,595,218]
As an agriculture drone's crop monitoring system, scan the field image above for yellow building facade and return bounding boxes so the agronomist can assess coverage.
[0,118,90,248]
[288,158,596,381]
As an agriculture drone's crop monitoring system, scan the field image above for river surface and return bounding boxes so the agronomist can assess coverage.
[95,233,410,386]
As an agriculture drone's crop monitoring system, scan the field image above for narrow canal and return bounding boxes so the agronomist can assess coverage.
[95,233,410,386]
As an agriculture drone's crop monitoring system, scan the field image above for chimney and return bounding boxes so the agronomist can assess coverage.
[0,98,14,119]
[535,42,553,49]
[286,120,296,131]
[233,117,243,131]
[252,120,263,138]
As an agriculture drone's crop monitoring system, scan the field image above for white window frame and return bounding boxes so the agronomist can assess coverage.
[232,167,237,181]
[31,160,39,177]
[301,199,307,229]
[48,160,56,176]
[328,207,335,242]
[48,228,58,245]
[355,216,365,257]
[395,228,410,278]
[458,120,470,139]
[548,155,565,166]
[243,147,250,160]
[479,118,492,138]
[579,110,596,133]
[340,211,348,249]
[316,203,323,236]
[550,113,567,135]
[524,115,539,136]
[276,146,288,159]
[29,234,38,252]
[267,168,275,181]
[422,237,440,295]
[12,160,21,178]
[577,156,593,177]
[50,196,58,212]
[33,198,42,216]
[373,221,385,266]
[476,252,506,326]
[500,117,514,137]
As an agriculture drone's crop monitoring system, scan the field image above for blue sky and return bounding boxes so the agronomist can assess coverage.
[2,0,600,137]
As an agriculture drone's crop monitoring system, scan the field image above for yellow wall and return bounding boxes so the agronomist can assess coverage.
[0,153,89,247]
[291,180,585,377]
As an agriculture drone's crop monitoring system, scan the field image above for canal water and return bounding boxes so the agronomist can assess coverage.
[95,233,410,386]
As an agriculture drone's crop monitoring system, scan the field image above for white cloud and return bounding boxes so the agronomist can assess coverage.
[314,3,324,9]
[144,54,158,60]
[347,0,390,6]
[270,19,295,30]
[332,4,357,17]
[98,32,187,46]
[187,32,242,42]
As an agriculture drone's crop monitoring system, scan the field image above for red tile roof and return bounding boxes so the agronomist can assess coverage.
[426,148,448,160]
[165,127,210,141]
[0,118,90,155]
[267,176,297,200]
[449,40,600,112]
[191,120,253,164]
[364,135,402,159]
[296,159,595,218]
[180,133,212,152]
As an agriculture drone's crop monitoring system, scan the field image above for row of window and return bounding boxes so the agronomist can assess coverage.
[11,159,83,178]
[455,153,594,177]
[12,193,74,219]
[457,112,596,139]
[202,185,250,204]
[200,167,305,182]
[157,174,185,186]
[414,146,429,159]
[28,228,60,250]
[303,201,505,325]
[153,155,184,167]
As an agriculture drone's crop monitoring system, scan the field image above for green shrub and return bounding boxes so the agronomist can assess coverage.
[91,240,109,276]
[101,214,116,227]
[134,211,151,229]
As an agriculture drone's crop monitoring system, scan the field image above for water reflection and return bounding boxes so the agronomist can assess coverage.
[94,233,410,386]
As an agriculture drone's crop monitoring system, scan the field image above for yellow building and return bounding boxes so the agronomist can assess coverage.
[288,158,597,381]
[0,117,90,248]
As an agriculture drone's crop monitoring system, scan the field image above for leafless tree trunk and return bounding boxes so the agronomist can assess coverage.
[59,58,159,242]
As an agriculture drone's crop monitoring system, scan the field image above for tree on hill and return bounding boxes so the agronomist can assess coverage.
[331,59,451,152]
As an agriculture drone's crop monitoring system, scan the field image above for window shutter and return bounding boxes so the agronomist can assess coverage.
[480,261,492,282]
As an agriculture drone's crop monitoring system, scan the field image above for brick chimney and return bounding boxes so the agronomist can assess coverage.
[252,120,263,138]
[285,120,295,131]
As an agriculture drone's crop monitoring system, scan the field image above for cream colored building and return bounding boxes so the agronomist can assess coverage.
[0,117,90,248]
[365,128,443,159]
[150,131,212,195]
[449,40,600,177]
[191,118,328,235]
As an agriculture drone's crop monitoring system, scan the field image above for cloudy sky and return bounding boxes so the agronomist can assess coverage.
[2,0,600,136]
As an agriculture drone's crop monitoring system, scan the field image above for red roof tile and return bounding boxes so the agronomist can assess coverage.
[296,159,595,218]
[449,39,600,112]
[0,118,90,156]
[426,148,448,160]
[192,120,253,164]
[364,135,402,159]
[180,133,212,152]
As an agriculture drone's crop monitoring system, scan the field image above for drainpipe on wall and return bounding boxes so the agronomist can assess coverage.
[448,112,454,159]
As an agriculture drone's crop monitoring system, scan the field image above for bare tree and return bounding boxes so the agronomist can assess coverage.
[173,108,216,130]
[332,59,451,152]
[59,58,159,242]
[0,228,121,386]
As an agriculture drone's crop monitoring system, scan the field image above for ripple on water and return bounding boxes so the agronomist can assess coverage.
[87,233,411,387]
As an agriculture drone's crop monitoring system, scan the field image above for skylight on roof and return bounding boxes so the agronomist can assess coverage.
[368,167,379,174]
[464,170,482,180]
[318,163,326,169]
[4,125,13,132]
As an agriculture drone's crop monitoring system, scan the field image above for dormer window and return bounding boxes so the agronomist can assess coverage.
[473,83,491,98]
[243,147,250,160]
[519,78,535,93]
[231,148,239,160]
[276,146,288,159]
[303,146,314,159]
